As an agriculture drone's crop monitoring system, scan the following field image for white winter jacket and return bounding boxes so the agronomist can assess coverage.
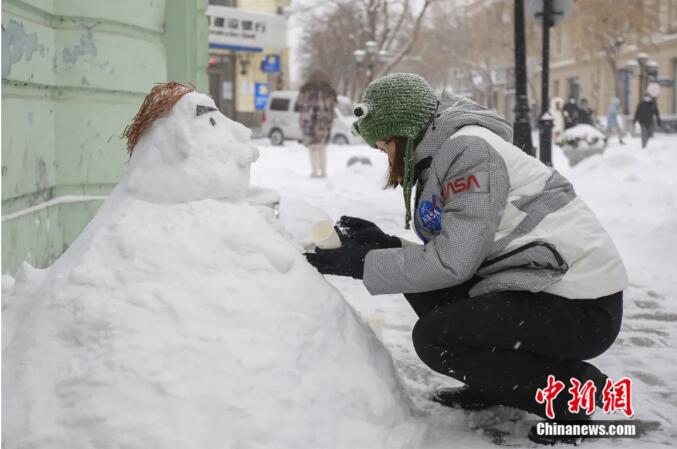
[363,93,628,299]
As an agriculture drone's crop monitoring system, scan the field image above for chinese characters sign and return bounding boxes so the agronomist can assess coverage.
[535,375,634,419]
[207,6,287,51]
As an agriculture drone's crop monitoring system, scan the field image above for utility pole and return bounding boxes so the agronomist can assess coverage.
[513,0,535,156]
[538,0,554,166]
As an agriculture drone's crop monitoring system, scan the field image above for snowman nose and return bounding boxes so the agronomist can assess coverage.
[236,145,259,166]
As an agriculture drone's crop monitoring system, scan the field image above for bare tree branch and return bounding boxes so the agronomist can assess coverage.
[383,0,410,52]
[377,0,433,76]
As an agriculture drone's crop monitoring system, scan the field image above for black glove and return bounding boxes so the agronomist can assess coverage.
[337,216,401,249]
[304,228,373,279]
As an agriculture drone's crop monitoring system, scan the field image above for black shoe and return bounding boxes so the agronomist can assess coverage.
[431,385,498,410]
[528,423,584,446]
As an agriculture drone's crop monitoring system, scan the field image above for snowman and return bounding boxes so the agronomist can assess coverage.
[2,82,422,449]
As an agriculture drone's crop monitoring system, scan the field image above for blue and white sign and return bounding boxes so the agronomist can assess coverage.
[262,54,281,73]
[255,83,269,110]
[207,5,288,52]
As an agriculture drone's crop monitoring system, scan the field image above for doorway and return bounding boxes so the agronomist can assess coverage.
[208,54,236,119]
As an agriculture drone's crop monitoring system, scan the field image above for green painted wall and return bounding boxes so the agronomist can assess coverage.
[2,0,209,274]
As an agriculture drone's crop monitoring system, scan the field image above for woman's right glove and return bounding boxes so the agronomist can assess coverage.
[337,216,401,249]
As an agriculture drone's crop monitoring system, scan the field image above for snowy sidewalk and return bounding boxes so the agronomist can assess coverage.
[251,134,677,447]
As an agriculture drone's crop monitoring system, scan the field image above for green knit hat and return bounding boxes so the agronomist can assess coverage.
[352,73,438,229]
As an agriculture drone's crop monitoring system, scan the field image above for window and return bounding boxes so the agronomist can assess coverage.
[214,17,224,28]
[567,77,580,101]
[270,98,291,111]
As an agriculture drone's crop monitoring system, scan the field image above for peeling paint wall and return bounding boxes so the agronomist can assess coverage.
[2,0,208,274]
[2,20,40,78]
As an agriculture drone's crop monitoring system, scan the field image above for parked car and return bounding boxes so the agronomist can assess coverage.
[261,91,363,146]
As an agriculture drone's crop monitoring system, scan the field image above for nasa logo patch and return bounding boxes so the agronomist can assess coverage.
[418,195,442,233]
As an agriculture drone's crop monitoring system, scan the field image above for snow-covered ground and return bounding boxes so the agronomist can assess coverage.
[249,133,677,447]
[3,121,675,447]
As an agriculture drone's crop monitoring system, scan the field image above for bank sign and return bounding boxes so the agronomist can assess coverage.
[207,6,288,52]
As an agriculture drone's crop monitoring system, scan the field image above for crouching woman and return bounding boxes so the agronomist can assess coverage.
[305,73,628,443]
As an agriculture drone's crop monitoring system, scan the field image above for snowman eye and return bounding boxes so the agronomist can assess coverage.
[196,105,218,116]
[210,117,216,127]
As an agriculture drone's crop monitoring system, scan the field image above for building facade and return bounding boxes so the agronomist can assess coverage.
[546,34,677,121]
[535,0,677,123]
[207,0,291,129]
[2,0,208,274]
[449,0,677,126]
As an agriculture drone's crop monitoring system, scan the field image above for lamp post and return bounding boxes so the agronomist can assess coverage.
[353,40,387,84]
[624,59,638,114]
[538,0,554,166]
[525,0,575,166]
[646,60,660,89]
[637,52,649,98]
[513,0,534,156]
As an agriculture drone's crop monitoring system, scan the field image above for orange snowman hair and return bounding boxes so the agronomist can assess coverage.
[122,81,195,156]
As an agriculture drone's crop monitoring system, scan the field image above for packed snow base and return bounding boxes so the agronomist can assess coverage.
[2,93,422,449]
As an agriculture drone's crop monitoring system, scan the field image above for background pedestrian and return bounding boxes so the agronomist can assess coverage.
[297,71,337,177]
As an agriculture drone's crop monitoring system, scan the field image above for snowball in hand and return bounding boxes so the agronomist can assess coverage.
[2,82,422,449]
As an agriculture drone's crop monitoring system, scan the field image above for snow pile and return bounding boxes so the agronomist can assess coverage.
[553,137,677,297]
[2,92,422,449]
[557,124,607,166]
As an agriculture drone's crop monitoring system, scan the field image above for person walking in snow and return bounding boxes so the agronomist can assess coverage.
[562,96,579,129]
[578,98,595,126]
[633,95,662,149]
[305,73,628,444]
[605,97,625,144]
[550,97,565,141]
[297,71,337,178]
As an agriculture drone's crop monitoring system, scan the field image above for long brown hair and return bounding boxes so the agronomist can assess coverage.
[299,70,337,98]
[384,137,408,188]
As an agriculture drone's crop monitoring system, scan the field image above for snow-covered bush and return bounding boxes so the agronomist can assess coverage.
[557,124,607,166]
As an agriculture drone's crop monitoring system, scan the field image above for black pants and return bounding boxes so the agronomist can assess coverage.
[640,123,654,148]
[405,279,623,420]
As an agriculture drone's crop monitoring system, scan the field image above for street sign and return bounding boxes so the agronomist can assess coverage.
[261,54,280,73]
[207,5,287,51]
[526,0,575,27]
[658,78,675,87]
[254,83,269,110]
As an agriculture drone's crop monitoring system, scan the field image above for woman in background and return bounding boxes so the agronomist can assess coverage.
[550,97,565,141]
[297,71,337,178]
[606,97,625,144]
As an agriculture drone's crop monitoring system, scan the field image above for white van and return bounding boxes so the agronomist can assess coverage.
[261,91,363,146]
